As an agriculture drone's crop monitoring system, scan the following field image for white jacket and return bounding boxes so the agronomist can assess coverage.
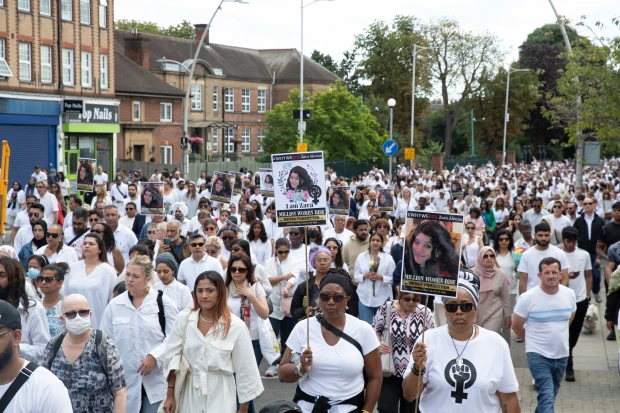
[164,310,264,413]
[100,289,179,413]
[264,256,299,320]
[19,299,51,363]
[354,251,395,307]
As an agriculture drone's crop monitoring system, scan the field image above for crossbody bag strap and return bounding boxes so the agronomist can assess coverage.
[315,314,363,356]
[0,362,39,411]
[385,301,393,350]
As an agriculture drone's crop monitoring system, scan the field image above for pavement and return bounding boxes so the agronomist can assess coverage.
[254,295,620,413]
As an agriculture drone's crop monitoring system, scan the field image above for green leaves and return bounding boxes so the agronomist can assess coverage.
[115,19,195,40]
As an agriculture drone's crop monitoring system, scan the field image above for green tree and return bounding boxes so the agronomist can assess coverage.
[422,18,504,158]
[163,20,195,40]
[310,50,339,74]
[263,81,386,162]
[310,50,361,95]
[115,19,195,40]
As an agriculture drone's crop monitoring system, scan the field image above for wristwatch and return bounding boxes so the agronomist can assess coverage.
[411,364,426,376]
[295,363,308,378]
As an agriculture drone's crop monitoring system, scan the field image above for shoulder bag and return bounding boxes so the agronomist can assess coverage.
[380,301,396,377]
[157,312,192,413]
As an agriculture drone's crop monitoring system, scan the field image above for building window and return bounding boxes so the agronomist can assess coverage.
[81,52,92,87]
[213,86,219,111]
[0,39,12,78]
[225,127,235,153]
[80,0,90,24]
[161,146,172,164]
[258,90,266,113]
[212,128,218,152]
[242,88,250,112]
[100,54,108,89]
[40,46,52,83]
[18,43,31,82]
[191,84,202,110]
[40,0,51,15]
[225,87,234,112]
[242,129,251,153]
[99,0,107,27]
[160,103,172,122]
[62,49,74,86]
[257,129,265,152]
[18,0,29,11]
[133,101,141,121]
[61,0,72,20]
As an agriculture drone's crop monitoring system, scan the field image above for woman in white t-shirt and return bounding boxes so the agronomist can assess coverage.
[248,220,271,265]
[279,272,382,413]
[403,274,520,412]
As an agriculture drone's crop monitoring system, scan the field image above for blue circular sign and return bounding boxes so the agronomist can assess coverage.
[383,140,399,157]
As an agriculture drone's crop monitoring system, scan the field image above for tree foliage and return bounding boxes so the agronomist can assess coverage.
[263,81,386,162]
[115,19,195,40]
[310,50,361,94]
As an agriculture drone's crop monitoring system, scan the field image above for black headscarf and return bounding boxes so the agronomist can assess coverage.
[31,220,48,249]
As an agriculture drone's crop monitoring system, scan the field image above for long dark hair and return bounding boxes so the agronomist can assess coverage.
[286,166,313,192]
[248,220,268,243]
[92,222,116,253]
[225,254,256,286]
[242,207,256,225]
[142,184,164,208]
[405,220,459,279]
[493,229,515,253]
[324,237,343,268]
[0,257,31,316]
[84,233,109,263]
[192,271,231,339]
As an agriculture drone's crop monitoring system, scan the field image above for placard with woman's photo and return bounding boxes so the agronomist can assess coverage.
[211,172,235,204]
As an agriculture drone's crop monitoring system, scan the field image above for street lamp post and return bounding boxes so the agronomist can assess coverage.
[411,43,439,167]
[299,0,334,144]
[502,67,530,165]
[388,98,396,178]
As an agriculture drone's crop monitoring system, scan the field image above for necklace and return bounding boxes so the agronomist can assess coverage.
[199,313,214,323]
[448,325,476,367]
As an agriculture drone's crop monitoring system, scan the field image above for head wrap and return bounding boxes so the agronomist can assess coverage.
[309,246,331,267]
[155,253,179,279]
[0,246,18,260]
[31,220,48,249]
[444,269,480,307]
[319,273,352,296]
[173,202,188,217]
[472,246,504,303]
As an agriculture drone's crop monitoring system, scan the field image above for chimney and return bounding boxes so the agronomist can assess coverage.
[195,24,209,45]
[124,34,151,70]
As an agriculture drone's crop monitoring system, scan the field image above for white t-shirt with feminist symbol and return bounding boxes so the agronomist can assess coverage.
[404,325,519,412]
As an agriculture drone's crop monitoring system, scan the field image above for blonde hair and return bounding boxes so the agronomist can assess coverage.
[128,255,154,281]
[156,222,167,232]
[205,235,222,250]
[95,184,108,201]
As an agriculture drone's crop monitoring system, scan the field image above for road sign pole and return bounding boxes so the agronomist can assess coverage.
[389,106,393,178]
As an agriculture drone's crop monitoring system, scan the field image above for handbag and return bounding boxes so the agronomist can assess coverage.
[380,301,396,377]
[158,313,192,413]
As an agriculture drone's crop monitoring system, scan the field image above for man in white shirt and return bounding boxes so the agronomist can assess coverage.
[432,189,448,212]
[35,182,58,225]
[0,301,73,413]
[546,200,572,233]
[512,257,576,412]
[173,203,191,237]
[122,183,141,213]
[119,201,137,230]
[561,226,592,382]
[63,207,90,258]
[31,165,48,183]
[178,234,224,288]
[93,165,108,188]
[514,220,534,251]
[13,203,44,253]
[323,215,354,247]
[518,221,570,295]
[9,195,37,247]
[103,205,138,263]
[524,197,545,228]
[175,180,188,203]
[109,176,128,216]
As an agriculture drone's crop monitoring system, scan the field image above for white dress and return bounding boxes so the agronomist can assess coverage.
[65,261,117,329]
[164,310,264,413]
[353,251,395,308]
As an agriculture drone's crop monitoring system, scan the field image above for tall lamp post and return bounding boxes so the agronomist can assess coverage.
[502,67,530,164]
[299,0,334,143]
[175,0,248,177]
[388,98,396,178]
[470,109,484,158]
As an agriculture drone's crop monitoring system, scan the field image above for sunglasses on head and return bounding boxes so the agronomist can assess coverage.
[230,266,248,274]
[45,232,60,239]
[319,293,347,303]
[445,303,474,313]
[36,276,57,283]
[190,242,205,248]
[64,310,90,320]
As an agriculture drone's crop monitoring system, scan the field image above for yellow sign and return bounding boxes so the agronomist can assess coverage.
[405,148,415,160]
[297,142,308,152]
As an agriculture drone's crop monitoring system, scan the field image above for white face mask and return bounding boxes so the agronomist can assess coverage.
[65,313,92,335]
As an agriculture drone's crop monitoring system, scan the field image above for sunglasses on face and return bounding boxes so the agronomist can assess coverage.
[28,213,40,218]
[445,303,474,313]
[199,205,209,209]
[36,276,58,283]
[230,266,248,274]
[289,232,300,236]
[231,246,243,252]
[376,225,388,229]
[319,293,346,303]
[126,207,135,211]
[45,232,60,239]
[326,245,338,250]
[147,231,157,235]
[483,254,495,259]
[498,237,510,242]
[206,226,216,231]
[583,202,593,205]
[206,248,218,255]
[466,226,475,230]
[277,250,290,255]
[89,218,100,223]
[191,242,205,248]
[64,310,90,320]
[222,236,234,241]
[401,296,417,303]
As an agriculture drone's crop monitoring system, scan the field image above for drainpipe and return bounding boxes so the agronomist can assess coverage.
[270,71,275,110]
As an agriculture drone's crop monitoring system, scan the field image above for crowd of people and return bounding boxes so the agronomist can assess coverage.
[1,157,619,413]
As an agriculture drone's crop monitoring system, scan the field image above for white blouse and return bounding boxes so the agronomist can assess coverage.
[34,245,79,265]
[354,251,396,308]
[250,239,271,266]
[154,279,193,312]
[65,261,117,329]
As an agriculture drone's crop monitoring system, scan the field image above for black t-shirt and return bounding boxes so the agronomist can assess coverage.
[597,221,620,249]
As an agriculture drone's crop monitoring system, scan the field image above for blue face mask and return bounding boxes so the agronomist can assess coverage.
[26,268,40,280]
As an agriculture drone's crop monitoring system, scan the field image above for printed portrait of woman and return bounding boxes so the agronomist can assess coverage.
[141,184,164,209]
[329,188,349,210]
[404,220,459,281]
[264,174,274,190]
[212,175,233,199]
[377,190,394,208]
[286,166,313,193]
[77,161,94,186]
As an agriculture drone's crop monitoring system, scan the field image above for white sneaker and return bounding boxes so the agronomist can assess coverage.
[532,378,536,389]
[264,365,278,377]
[594,293,602,303]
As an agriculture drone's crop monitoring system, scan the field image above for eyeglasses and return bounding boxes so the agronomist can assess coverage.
[583,202,593,205]
[190,242,205,248]
[553,205,562,209]
[326,245,338,250]
[199,204,209,209]
[28,213,40,218]
[36,276,57,283]
[206,226,217,231]
[63,310,90,320]
[319,293,346,303]
[126,207,135,211]
[289,232,300,236]
[147,231,157,235]
[231,246,243,252]
[314,258,331,264]
[35,185,44,189]
[222,236,234,241]
[45,233,60,239]
[483,254,495,259]
[89,218,100,223]
[277,250,290,255]
[230,266,248,274]
[401,296,417,303]
[444,303,474,313]
[498,237,510,242]
[376,225,388,229]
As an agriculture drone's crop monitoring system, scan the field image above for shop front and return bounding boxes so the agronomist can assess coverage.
[62,102,120,182]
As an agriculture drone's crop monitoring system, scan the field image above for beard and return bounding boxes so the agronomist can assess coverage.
[536,239,549,247]
[357,233,367,241]
[0,286,8,301]
[0,340,14,370]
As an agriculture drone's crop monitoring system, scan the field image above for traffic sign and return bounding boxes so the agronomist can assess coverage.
[382,140,399,157]
[297,142,308,152]
[405,148,415,160]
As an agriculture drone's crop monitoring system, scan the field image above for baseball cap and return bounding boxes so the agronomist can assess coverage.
[259,401,302,413]
[0,301,21,330]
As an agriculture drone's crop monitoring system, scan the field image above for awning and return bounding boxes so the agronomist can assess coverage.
[188,121,233,128]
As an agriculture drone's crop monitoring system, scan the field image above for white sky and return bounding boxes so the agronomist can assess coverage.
[115,0,617,80]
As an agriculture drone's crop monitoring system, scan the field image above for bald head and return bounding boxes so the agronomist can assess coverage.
[61,294,90,314]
